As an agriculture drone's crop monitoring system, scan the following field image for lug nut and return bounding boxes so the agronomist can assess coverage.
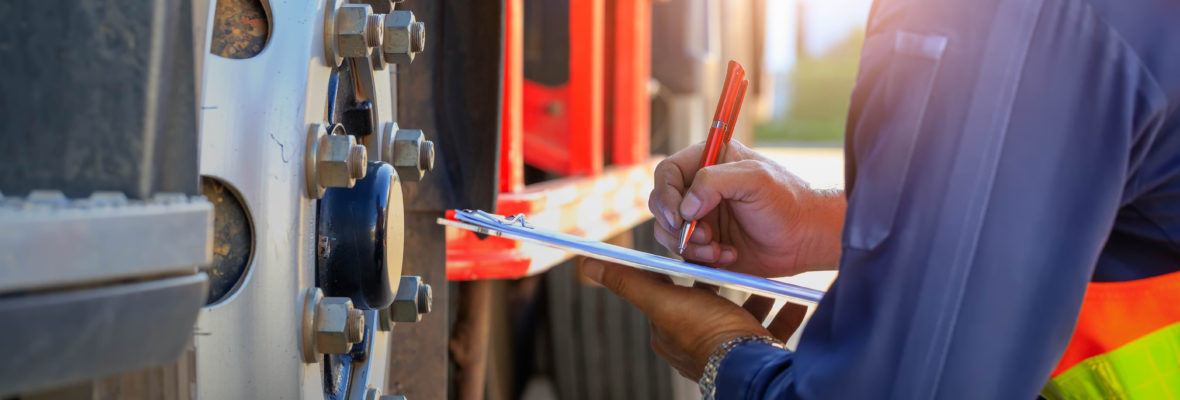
[317,135,366,188]
[390,276,431,323]
[315,297,360,354]
[301,288,366,362]
[387,129,433,181]
[376,122,434,180]
[335,4,377,59]
[324,0,390,66]
[306,123,368,198]
[383,11,424,65]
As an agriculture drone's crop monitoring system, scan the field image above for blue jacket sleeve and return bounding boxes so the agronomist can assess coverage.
[715,0,1173,398]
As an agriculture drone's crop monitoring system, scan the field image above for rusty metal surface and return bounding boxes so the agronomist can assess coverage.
[210,0,268,59]
[199,177,253,305]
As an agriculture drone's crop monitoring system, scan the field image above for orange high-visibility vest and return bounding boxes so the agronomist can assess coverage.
[1042,270,1180,399]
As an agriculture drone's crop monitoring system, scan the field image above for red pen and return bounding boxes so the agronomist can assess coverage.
[678,61,749,255]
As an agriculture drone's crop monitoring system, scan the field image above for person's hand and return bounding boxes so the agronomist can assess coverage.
[649,141,845,277]
[581,258,808,380]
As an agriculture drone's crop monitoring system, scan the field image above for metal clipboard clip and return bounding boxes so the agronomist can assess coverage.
[459,209,534,229]
[496,212,533,228]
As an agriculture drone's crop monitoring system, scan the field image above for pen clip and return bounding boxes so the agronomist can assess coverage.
[723,79,749,143]
[711,61,746,125]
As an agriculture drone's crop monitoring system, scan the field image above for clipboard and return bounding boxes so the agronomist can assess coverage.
[439,210,826,304]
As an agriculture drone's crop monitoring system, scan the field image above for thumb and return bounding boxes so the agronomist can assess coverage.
[582,258,681,316]
[680,160,770,221]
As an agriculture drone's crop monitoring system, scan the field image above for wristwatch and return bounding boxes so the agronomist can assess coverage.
[698,335,786,400]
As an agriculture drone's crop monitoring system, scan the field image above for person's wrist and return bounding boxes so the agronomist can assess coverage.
[798,187,846,271]
[698,334,787,400]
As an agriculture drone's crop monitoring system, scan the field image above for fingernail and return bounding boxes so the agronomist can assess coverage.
[719,248,736,264]
[583,260,605,283]
[662,207,678,231]
[681,193,701,220]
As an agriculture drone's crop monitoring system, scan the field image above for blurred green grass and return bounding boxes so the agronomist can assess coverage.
[757,31,864,145]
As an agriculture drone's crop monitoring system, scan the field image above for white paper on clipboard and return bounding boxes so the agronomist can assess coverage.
[439,210,826,304]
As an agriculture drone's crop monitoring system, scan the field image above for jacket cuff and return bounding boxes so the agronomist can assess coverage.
[715,342,795,400]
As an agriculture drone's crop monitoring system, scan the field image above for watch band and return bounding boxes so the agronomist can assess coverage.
[699,335,786,400]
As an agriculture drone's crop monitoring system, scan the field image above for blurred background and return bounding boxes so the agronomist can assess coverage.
[758,0,869,146]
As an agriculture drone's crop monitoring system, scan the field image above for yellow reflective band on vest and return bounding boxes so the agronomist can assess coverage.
[1043,322,1180,399]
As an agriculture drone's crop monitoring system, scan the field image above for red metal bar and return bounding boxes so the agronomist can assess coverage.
[608,0,651,166]
[499,0,524,194]
[568,0,605,176]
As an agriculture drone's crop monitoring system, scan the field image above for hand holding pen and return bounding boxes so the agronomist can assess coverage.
[678,61,750,255]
